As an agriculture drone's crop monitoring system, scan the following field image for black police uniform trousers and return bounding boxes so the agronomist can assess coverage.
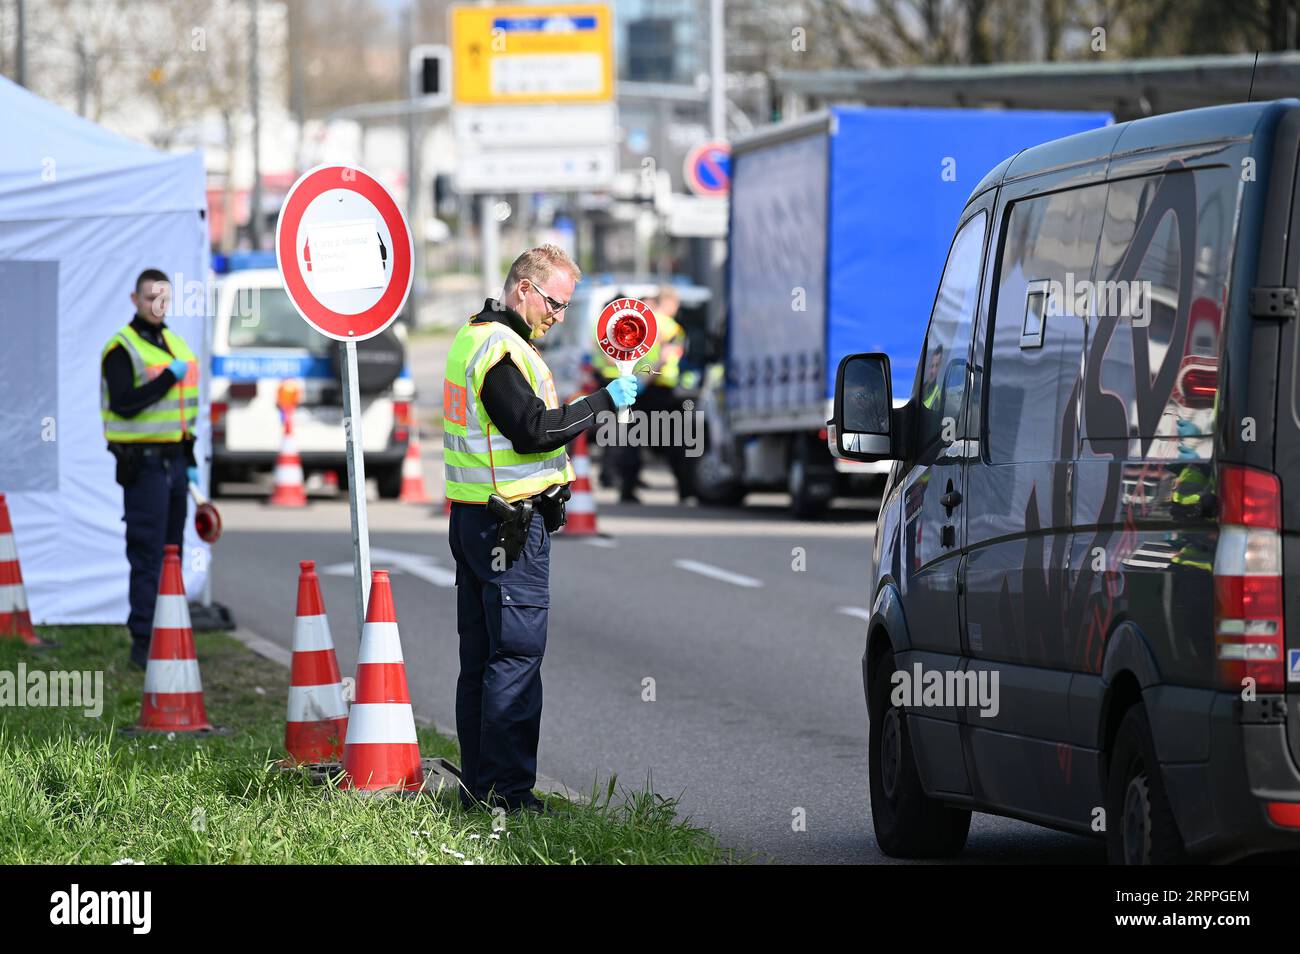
[122,446,188,664]
[448,500,551,810]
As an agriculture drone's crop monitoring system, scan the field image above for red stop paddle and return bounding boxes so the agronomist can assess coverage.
[596,298,658,423]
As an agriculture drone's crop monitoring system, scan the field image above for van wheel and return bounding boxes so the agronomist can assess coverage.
[1106,704,1186,864]
[869,649,971,858]
[376,465,403,500]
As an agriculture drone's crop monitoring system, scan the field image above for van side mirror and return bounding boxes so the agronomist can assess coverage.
[829,352,896,461]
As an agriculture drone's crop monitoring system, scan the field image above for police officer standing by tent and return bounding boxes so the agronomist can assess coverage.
[100,269,199,669]
[443,245,638,813]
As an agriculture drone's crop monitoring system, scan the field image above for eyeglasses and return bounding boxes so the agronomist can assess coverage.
[532,284,570,316]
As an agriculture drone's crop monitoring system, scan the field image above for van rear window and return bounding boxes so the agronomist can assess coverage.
[226,287,332,354]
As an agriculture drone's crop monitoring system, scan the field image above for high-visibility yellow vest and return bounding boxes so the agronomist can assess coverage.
[442,319,576,504]
[100,324,199,443]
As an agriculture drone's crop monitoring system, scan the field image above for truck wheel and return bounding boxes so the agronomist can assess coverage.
[788,438,834,519]
[1106,704,1186,864]
[695,426,745,506]
[869,648,971,858]
[376,464,403,500]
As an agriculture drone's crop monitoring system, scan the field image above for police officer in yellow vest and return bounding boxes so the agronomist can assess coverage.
[443,245,638,813]
[101,269,200,669]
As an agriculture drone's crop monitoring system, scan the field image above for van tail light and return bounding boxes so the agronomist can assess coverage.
[1214,465,1285,692]
[393,401,412,444]
[211,400,228,436]
[1267,802,1300,829]
[1179,366,1218,408]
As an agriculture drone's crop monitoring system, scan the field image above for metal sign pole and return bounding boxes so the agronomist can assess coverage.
[342,339,372,639]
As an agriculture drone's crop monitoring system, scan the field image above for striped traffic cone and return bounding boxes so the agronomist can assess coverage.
[0,494,42,646]
[399,429,431,504]
[564,430,599,536]
[137,544,212,732]
[340,570,423,792]
[269,406,308,507]
[284,560,348,764]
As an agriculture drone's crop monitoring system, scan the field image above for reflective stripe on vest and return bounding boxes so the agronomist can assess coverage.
[442,319,575,503]
[100,324,199,443]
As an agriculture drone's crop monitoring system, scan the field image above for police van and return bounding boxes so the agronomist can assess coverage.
[830,99,1300,863]
[209,252,414,497]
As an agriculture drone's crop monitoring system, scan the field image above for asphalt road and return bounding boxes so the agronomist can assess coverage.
[211,479,1101,865]
[210,330,1103,863]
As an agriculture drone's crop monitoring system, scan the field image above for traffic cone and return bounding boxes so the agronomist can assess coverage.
[340,570,423,792]
[269,406,308,507]
[564,430,599,536]
[284,561,348,764]
[137,544,212,732]
[0,494,42,646]
[399,429,431,504]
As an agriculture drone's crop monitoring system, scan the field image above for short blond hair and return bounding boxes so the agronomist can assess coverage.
[504,244,581,295]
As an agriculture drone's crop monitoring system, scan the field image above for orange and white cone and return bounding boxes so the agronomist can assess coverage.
[284,560,348,764]
[270,407,307,507]
[399,429,431,504]
[340,570,423,792]
[137,544,212,732]
[0,494,42,646]
[564,430,599,536]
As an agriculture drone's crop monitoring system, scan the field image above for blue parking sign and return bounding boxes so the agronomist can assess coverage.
[1290,649,1300,683]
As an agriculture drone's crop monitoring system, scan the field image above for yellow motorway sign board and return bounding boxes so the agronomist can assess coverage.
[450,3,614,105]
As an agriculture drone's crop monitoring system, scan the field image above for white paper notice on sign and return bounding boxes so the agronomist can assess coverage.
[302,219,386,294]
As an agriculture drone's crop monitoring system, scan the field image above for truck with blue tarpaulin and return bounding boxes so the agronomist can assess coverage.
[696,105,1113,516]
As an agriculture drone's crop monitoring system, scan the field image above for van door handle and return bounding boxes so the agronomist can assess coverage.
[941,490,963,514]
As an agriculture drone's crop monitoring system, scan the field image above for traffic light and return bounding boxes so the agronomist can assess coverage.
[409,44,450,104]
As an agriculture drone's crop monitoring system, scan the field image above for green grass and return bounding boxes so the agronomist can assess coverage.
[0,627,731,864]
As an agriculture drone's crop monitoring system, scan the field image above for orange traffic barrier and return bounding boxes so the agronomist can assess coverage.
[564,429,599,536]
[270,381,307,507]
[0,494,43,646]
[399,429,431,504]
[340,570,423,792]
[137,544,213,732]
[284,560,348,764]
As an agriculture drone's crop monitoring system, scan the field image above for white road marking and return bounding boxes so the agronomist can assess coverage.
[673,559,762,588]
[582,537,618,548]
[837,606,873,622]
[320,547,456,588]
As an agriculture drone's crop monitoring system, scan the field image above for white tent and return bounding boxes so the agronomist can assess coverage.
[0,76,211,624]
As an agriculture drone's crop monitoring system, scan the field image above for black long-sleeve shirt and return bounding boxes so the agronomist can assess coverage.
[472,299,615,455]
[102,315,196,464]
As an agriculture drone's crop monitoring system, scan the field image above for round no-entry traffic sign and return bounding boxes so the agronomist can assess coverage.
[683,141,730,197]
[274,164,413,341]
[596,297,658,365]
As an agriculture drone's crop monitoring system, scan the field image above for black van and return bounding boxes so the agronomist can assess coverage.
[829,100,1300,863]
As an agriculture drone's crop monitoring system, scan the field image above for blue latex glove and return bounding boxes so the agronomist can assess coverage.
[186,466,199,486]
[167,358,189,381]
[605,374,639,409]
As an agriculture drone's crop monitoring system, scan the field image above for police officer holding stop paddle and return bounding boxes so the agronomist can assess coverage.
[443,245,638,814]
